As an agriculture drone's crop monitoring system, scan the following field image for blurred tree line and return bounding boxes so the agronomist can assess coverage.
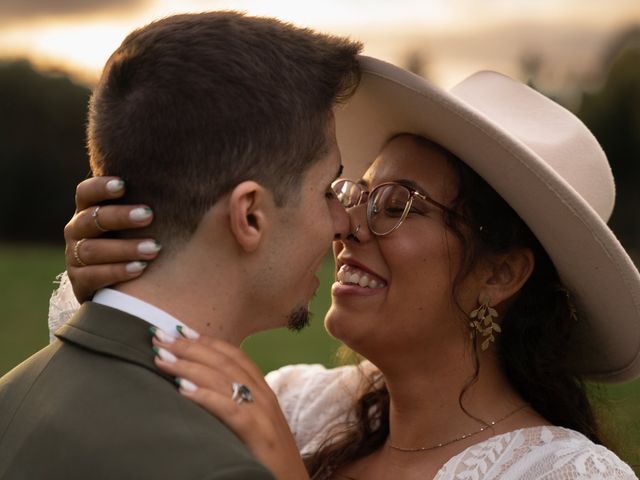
[1,34,639,260]
[0,60,90,244]
[580,43,640,263]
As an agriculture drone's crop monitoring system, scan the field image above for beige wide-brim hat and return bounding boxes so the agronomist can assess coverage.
[335,55,640,383]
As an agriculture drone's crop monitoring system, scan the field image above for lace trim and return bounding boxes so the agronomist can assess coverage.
[47,271,80,343]
[436,426,637,479]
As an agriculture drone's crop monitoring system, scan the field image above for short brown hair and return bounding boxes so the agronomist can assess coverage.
[88,11,361,248]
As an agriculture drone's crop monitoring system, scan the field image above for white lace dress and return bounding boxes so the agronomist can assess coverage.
[49,274,638,479]
[266,364,637,479]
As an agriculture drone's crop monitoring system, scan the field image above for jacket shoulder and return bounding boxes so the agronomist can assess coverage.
[0,341,274,479]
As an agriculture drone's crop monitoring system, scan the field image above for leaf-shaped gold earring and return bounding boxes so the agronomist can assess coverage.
[469,293,500,350]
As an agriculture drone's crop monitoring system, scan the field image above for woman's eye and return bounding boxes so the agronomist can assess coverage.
[408,206,428,215]
[384,206,406,217]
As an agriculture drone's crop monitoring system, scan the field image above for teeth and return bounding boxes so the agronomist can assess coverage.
[337,265,386,289]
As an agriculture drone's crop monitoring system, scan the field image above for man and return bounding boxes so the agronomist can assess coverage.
[0,12,360,479]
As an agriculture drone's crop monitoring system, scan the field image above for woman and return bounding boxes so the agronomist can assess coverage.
[51,57,639,479]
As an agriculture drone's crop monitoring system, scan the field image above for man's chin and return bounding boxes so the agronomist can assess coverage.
[287,306,312,332]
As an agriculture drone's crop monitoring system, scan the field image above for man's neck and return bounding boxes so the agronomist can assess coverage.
[114,267,250,346]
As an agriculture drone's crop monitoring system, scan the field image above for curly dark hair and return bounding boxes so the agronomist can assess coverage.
[304,134,603,479]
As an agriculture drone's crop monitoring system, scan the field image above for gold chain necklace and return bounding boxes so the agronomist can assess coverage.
[387,404,528,453]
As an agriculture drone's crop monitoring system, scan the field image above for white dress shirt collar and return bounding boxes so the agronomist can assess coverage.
[92,288,186,338]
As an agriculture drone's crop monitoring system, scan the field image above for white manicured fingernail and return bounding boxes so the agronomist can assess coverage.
[130,207,153,222]
[153,347,177,363]
[137,240,162,255]
[176,325,200,340]
[153,328,175,344]
[177,378,198,392]
[126,261,148,273]
[106,179,125,193]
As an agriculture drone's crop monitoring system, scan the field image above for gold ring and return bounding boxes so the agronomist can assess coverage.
[73,239,87,267]
[92,206,109,233]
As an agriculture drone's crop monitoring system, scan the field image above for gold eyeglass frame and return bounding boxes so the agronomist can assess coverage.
[331,179,461,236]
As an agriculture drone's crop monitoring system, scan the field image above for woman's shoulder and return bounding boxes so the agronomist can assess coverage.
[48,271,81,343]
[265,362,369,396]
[265,361,373,416]
[265,361,376,455]
[438,426,637,479]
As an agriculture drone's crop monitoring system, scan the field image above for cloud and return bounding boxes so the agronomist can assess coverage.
[0,0,150,21]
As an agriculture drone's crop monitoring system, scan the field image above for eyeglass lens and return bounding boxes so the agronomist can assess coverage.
[333,180,362,209]
[368,184,411,235]
[333,180,411,235]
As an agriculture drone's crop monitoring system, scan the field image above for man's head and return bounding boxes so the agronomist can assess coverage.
[87,12,361,336]
[88,11,360,250]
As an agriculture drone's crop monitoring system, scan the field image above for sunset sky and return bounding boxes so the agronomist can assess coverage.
[1,0,638,89]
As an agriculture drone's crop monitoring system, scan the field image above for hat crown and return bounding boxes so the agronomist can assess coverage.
[451,71,615,222]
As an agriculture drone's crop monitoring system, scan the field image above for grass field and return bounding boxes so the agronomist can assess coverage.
[1,243,638,471]
[1,243,66,374]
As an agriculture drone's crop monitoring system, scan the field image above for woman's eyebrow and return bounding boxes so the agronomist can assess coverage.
[358,178,434,199]
[393,178,430,197]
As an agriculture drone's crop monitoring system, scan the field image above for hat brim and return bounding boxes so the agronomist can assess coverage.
[335,56,640,383]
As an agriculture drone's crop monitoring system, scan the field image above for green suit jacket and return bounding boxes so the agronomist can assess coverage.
[0,302,274,480]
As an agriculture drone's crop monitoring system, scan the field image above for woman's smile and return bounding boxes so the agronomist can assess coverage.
[332,257,388,297]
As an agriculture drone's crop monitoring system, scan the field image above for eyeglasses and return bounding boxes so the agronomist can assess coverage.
[331,179,460,236]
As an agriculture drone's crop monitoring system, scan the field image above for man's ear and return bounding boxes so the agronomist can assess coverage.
[483,248,535,307]
[228,181,271,253]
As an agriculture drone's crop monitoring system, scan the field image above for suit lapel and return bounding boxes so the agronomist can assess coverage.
[55,302,166,377]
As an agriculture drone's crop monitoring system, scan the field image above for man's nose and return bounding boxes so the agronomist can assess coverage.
[332,200,350,240]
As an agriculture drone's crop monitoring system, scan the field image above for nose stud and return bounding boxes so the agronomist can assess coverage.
[344,223,362,242]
